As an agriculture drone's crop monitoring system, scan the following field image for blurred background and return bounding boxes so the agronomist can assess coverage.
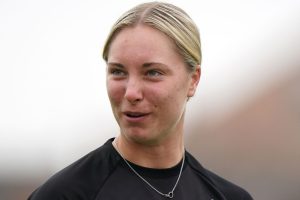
[0,0,299,199]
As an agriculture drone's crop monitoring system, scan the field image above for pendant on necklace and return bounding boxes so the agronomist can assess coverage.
[165,191,174,198]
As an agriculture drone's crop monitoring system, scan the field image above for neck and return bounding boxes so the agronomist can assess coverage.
[113,134,184,169]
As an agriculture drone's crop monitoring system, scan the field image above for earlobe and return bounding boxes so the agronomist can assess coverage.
[187,65,201,97]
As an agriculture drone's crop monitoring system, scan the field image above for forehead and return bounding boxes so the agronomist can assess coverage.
[107,25,183,65]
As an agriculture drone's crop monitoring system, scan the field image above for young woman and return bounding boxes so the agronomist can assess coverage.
[28,2,253,199]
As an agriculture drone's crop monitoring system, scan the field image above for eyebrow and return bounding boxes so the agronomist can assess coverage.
[143,62,168,68]
[107,62,124,68]
[107,62,168,68]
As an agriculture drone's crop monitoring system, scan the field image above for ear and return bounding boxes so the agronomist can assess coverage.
[187,65,201,97]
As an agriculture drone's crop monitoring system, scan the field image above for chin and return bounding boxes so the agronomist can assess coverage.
[122,129,165,146]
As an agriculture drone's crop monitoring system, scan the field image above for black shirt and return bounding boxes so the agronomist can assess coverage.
[96,156,213,199]
[28,138,253,200]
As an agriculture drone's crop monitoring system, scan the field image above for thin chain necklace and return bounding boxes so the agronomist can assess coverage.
[114,143,185,199]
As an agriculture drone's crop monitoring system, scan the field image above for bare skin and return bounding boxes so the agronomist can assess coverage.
[107,25,200,168]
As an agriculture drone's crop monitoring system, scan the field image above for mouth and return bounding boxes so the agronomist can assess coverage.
[124,111,149,118]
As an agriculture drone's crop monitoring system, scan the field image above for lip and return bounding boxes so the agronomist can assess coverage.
[123,111,150,123]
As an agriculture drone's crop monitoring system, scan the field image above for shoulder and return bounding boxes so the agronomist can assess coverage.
[204,169,253,200]
[185,151,253,200]
[28,138,121,200]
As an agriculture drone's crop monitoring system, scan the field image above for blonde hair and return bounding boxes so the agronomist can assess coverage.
[102,1,201,71]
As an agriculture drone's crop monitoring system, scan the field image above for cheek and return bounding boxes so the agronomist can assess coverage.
[145,85,168,106]
[147,83,185,111]
[165,82,189,112]
[106,80,124,104]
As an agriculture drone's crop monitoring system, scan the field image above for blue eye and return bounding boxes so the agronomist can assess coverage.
[146,70,162,77]
[110,69,126,76]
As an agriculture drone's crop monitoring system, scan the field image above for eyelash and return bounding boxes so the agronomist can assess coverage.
[110,69,126,76]
[109,68,163,79]
[146,70,162,77]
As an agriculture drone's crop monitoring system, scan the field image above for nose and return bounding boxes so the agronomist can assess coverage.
[124,77,143,104]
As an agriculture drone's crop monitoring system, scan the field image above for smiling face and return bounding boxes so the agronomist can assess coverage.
[106,25,200,145]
